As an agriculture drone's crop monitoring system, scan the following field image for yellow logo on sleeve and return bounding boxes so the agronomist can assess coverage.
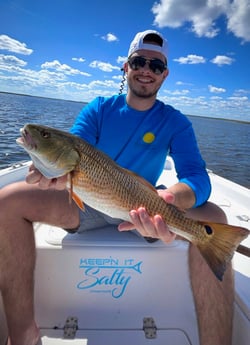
[143,132,155,144]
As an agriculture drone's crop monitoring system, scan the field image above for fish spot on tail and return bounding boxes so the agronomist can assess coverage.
[197,221,249,280]
[204,225,213,235]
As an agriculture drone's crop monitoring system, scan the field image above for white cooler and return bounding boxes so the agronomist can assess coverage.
[34,224,199,345]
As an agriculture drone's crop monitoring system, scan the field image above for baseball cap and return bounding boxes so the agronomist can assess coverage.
[128,30,168,60]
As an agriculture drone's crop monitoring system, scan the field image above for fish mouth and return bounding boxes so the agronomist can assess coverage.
[16,127,37,150]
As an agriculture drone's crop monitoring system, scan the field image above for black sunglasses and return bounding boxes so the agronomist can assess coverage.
[128,56,167,75]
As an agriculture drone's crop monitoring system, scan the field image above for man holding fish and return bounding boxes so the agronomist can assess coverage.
[0,30,238,345]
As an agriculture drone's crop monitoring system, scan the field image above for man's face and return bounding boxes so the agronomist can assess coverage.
[125,49,169,99]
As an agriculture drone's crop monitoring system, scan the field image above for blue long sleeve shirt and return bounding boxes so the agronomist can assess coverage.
[70,94,211,207]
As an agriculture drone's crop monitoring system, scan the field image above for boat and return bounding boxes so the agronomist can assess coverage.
[0,158,249,345]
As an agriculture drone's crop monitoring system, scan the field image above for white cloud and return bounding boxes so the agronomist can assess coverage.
[164,89,190,95]
[0,54,27,67]
[152,0,250,41]
[208,85,226,93]
[176,81,185,85]
[210,96,223,100]
[101,33,118,42]
[228,96,248,102]
[158,92,250,120]
[227,0,250,42]
[112,74,123,80]
[41,60,91,77]
[0,34,33,55]
[233,89,250,95]
[176,81,193,86]
[72,57,85,62]
[0,68,68,91]
[89,60,120,72]
[88,79,119,89]
[117,55,127,64]
[173,54,206,64]
[210,55,234,66]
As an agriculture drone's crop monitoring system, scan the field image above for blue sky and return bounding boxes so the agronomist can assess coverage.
[0,0,250,121]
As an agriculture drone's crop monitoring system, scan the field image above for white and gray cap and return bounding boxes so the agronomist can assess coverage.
[128,30,168,60]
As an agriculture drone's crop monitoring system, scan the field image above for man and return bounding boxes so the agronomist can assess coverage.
[0,30,233,345]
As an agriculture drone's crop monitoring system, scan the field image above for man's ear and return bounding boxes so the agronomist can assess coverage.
[163,68,169,79]
[123,62,128,73]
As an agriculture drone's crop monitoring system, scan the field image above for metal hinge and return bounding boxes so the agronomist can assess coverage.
[143,317,157,339]
[64,316,78,339]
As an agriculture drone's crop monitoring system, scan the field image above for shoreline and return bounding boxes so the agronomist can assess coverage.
[0,90,87,106]
[1,91,249,125]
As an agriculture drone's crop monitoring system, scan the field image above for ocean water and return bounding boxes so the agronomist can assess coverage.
[0,92,249,188]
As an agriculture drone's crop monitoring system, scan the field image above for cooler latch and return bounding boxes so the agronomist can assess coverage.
[143,317,157,339]
[64,316,78,339]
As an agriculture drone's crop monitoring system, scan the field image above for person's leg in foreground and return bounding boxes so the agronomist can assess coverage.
[119,201,234,345]
[188,203,234,345]
[0,181,79,345]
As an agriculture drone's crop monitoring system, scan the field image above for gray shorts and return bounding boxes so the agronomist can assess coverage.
[65,185,167,241]
[76,205,123,233]
[66,204,160,243]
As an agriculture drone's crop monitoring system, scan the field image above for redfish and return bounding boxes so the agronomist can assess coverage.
[17,124,249,281]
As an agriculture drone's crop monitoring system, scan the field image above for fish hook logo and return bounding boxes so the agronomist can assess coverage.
[77,257,143,298]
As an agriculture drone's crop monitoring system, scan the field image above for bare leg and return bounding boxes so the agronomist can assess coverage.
[0,181,80,345]
[187,202,234,345]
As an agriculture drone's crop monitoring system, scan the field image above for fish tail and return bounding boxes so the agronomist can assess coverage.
[196,221,249,281]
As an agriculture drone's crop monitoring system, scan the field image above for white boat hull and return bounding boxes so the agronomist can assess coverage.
[0,160,249,345]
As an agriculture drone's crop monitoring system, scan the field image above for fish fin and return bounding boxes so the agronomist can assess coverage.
[71,191,85,211]
[68,172,73,205]
[196,221,249,281]
[122,168,158,194]
[68,172,85,211]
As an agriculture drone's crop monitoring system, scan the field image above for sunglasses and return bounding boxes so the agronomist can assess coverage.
[128,56,167,75]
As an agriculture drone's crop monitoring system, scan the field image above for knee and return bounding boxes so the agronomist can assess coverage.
[0,183,17,209]
[63,205,80,230]
[0,180,24,197]
[0,181,31,216]
[186,201,227,223]
[57,197,80,230]
[207,202,227,223]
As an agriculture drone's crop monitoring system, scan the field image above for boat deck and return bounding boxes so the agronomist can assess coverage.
[0,160,249,345]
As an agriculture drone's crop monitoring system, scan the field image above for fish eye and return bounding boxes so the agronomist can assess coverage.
[204,225,213,235]
[40,130,50,139]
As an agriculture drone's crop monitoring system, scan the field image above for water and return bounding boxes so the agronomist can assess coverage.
[187,115,249,189]
[0,92,86,168]
[0,92,249,188]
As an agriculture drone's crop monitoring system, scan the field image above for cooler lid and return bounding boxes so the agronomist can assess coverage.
[43,224,179,249]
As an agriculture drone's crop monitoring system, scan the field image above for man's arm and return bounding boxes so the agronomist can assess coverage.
[163,182,196,210]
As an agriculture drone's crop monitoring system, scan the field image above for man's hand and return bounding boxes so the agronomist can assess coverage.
[118,189,176,244]
[26,164,68,190]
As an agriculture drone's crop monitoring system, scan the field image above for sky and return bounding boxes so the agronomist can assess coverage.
[0,0,250,121]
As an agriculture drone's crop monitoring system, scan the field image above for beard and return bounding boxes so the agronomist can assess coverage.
[129,85,158,98]
[127,77,161,99]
